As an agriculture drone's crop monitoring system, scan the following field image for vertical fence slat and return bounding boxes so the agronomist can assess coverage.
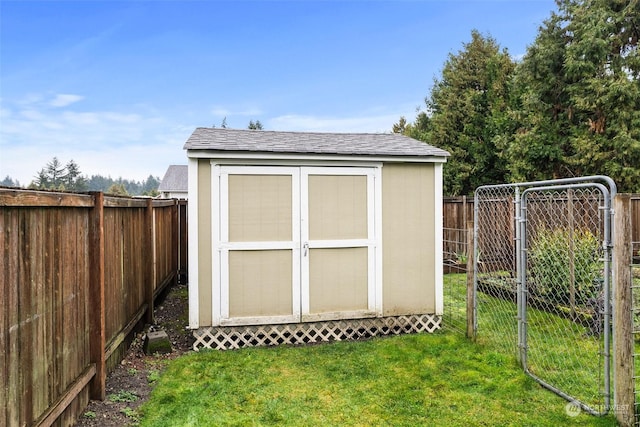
[2,208,20,426]
[179,200,188,283]
[173,201,179,286]
[89,192,106,400]
[614,194,634,426]
[146,198,155,324]
[0,208,7,427]
[21,209,36,424]
[33,208,48,420]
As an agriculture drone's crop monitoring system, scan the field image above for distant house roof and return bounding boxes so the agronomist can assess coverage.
[158,165,187,192]
[183,128,450,159]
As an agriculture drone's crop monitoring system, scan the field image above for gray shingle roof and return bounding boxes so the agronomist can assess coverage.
[183,127,449,158]
[158,165,188,191]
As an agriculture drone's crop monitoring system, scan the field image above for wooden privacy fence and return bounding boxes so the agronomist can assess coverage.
[0,189,187,427]
[443,196,474,266]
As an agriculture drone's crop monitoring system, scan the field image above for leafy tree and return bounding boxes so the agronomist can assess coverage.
[507,0,640,191]
[401,30,515,195]
[248,120,263,130]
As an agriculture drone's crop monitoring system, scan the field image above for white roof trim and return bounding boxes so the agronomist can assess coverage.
[186,150,447,164]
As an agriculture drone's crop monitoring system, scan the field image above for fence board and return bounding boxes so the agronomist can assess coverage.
[0,189,93,207]
[632,195,640,245]
[0,188,186,426]
[88,191,106,400]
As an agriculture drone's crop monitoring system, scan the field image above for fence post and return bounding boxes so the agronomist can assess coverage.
[614,194,634,426]
[88,192,106,400]
[179,200,188,283]
[172,200,179,286]
[145,198,155,324]
[466,220,475,340]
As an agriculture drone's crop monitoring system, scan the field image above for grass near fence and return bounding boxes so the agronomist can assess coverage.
[448,272,611,414]
[138,275,615,426]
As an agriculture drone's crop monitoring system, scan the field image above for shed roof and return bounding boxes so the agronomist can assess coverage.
[184,127,449,158]
[158,165,188,191]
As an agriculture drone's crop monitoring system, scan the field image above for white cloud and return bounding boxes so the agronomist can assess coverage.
[0,101,192,185]
[49,93,84,107]
[0,95,418,186]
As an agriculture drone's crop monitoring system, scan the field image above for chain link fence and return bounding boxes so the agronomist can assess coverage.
[522,185,610,414]
[474,186,519,354]
[474,178,614,416]
[442,227,467,334]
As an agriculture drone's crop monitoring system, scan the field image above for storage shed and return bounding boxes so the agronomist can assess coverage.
[184,127,449,350]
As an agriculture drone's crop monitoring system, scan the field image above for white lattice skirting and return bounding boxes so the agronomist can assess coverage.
[192,314,442,350]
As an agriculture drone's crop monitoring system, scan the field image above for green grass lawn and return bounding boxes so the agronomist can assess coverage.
[139,333,616,426]
[138,274,619,427]
[469,272,610,413]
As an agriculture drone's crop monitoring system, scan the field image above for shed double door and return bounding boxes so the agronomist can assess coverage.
[214,166,380,326]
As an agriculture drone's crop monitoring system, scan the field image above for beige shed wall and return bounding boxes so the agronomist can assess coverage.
[195,160,440,327]
[197,159,213,325]
[382,163,436,315]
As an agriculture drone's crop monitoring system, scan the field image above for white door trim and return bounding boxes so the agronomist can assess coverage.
[213,165,383,326]
[300,166,382,322]
[214,166,300,326]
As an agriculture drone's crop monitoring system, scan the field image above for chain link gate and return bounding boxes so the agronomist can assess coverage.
[474,176,616,416]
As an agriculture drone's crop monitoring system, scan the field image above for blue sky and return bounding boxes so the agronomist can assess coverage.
[1,0,556,186]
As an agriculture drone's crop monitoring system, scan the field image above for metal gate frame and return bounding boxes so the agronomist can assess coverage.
[474,176,617,416]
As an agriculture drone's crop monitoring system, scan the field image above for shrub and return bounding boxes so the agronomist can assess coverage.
[528,227,601,305]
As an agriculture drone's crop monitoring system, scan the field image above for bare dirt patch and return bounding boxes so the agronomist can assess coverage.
[75,283,193,427]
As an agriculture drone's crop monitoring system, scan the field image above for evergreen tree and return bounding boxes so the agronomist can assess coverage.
[0,175,20,187]
[248,120,263,130]
[106,183,129,196]
[33,157,65,189]
[505,12,575,181]
[508,0,640,191]
[392,116,408,134]
[64,159,87,191]
[403,30,515,195]
[141,175,161,196]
